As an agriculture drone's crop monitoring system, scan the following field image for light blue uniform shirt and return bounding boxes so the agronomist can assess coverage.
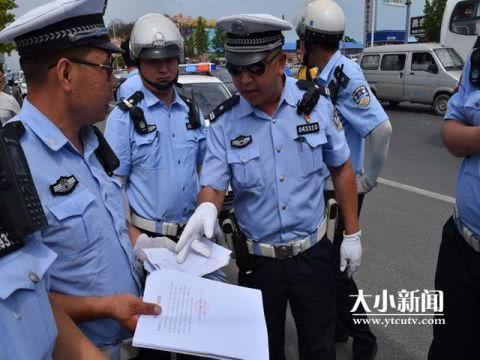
[0,233,57,360]
[106,86,207,224]
[317,50,388,175]
[12,100,142,348]
[445,55,480,236]
[116,69,142,100]
[201,76,350,244]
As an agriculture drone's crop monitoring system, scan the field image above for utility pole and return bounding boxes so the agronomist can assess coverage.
[371,0,377,47]
[405,0,412,43]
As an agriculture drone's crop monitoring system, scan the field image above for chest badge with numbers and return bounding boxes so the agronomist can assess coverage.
[231,135,252,148]
[0,230,23,257]
[50,175,78,196]
[297,122,320,136]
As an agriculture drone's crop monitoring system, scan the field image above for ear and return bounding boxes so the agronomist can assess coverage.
[277,52,288,76]
[55,58,73,92]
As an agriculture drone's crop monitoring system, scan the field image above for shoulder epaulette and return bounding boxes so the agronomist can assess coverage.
[296,81,330,116]
[328,65,350,106]
[117,91,156,135]
[178,93,201,130]
[296,80,331,97]
[3,121,25,139]
[90,126,119,177]
[334,65,350,88]
[118,91,144,111]
[207,95,240,123]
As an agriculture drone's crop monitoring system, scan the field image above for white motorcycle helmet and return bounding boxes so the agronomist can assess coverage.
[130,13,184,62]
[295,0,345,45]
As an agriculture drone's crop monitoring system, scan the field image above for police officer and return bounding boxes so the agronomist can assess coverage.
[0,235,108,360]
[115,36,142,102]
[0,67,21,125]
[176,14,361,360]
[105,14,221,360]
[428,38,480,360]
[105,13,222,266]
[0,125,104,359]
[0,1,162,358]
[296,1,392,359]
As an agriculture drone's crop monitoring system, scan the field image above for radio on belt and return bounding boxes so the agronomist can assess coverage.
[0,122,47,257]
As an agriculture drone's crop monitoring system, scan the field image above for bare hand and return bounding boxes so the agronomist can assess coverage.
[109,294,161,331]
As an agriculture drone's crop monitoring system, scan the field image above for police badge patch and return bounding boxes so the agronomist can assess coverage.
[50,176,79,196]
[231,135,252,148]
[352,85,371,107]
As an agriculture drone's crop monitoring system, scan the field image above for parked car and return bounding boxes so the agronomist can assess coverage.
[177,63,232,121]
[359,43,463,115]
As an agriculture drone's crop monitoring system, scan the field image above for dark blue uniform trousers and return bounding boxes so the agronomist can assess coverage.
[238,237,336,360]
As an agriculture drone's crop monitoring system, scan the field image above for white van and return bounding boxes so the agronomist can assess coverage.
[359,43,463,115]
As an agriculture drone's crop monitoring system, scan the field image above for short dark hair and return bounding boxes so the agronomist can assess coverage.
[121,36,135,67]
[20,47,92,86]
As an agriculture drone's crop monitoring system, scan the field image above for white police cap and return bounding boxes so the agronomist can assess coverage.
[0,0,122,57]
[216,14,292,66]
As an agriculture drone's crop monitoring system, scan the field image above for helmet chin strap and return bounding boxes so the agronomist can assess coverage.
[138,64,179,91]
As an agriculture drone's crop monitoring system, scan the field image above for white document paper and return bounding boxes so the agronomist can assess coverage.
[133,269,269,360]
[142,240,231,277]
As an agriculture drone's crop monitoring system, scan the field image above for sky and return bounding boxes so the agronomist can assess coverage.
[6,0,426,70]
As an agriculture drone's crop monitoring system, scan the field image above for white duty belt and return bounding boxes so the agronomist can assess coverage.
[131,212,185,238]
[246,219,327,259]
[453,207,480,253]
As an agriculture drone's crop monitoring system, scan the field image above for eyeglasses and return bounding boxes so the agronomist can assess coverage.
[226,51,281,76]
[48,57,114,77]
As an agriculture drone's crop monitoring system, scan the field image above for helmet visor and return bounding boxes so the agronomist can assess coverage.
[139,45,180,60]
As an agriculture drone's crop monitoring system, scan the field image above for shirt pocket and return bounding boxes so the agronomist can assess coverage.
[46,189,99,257]
[227,146,264,189]
[131,130,162,169]
[296,132,327,178]
[174,132,201,169]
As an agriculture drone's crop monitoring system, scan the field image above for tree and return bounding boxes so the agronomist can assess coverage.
[343,35,358,43]
[211,28,226,54]
[0,0,17,54]
[108,19,135,39]
[423,0,447,42]
[193,17,208,55]
[185,34,195,58]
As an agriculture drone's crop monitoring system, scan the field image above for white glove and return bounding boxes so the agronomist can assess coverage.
[176,202,218,264]
[356,175,375,194]
[340,230,362,278]
[134,233,177,262]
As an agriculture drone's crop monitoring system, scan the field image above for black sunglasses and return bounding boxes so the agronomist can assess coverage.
[48,57,114,77]
[226,51,281,76]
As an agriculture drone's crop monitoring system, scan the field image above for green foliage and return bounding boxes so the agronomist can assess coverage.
[211,28,226,54]
[193,17,208,55]
[0,0,17,54]
[185,35,195,58]
[423,0,447,42]
[343,35,358,43]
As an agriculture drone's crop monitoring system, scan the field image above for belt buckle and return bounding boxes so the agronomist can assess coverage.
[275,244,293,259]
